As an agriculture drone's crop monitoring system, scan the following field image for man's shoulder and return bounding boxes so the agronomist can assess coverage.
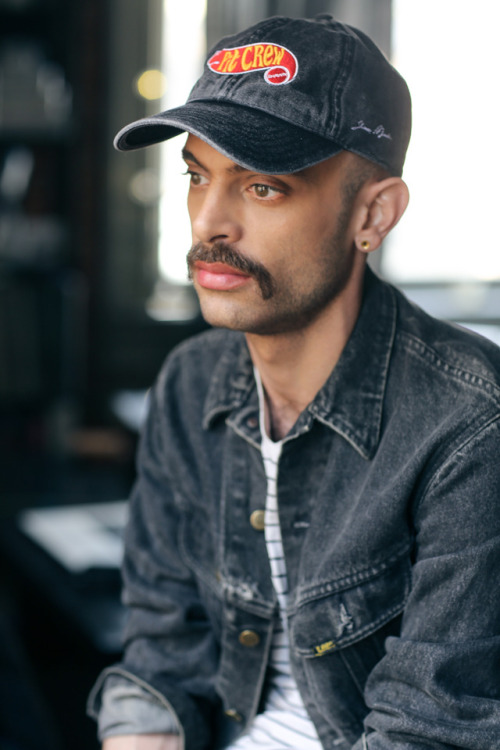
[393,283,500,397]
[147,328,249,424]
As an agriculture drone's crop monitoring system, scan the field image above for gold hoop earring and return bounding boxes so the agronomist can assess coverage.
[360,240,370,251]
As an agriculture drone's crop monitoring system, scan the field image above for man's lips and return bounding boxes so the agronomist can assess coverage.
[193,261,252,291]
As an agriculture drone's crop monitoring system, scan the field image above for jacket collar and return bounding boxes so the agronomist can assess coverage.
[202,267,397,460]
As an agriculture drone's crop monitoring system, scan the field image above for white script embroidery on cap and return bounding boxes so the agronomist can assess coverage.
[351,120,392,140]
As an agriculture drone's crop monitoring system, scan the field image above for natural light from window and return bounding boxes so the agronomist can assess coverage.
[384,0,500,282]
[157,0,206,286]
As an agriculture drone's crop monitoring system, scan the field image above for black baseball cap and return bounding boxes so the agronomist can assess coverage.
[114,15,411,176]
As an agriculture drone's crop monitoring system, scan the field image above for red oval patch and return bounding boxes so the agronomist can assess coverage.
[208,43,298,86]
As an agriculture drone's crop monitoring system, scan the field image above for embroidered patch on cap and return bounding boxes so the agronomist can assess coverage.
[208,43,298,85]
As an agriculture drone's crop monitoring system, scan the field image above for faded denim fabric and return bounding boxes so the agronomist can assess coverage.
[89,268,500,749]
[95,675,179,739]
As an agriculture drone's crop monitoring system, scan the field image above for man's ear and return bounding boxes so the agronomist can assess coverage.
[355,178,409,254]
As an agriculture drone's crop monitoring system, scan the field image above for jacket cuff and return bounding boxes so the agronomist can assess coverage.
[88,667,183,743]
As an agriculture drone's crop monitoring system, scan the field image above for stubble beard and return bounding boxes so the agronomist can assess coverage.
[186,195,356,336]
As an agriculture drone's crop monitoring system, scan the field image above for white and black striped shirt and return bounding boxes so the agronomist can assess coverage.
[227,372,322,749]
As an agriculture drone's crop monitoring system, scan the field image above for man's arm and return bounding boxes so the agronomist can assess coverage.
[354,416,500,748]
[91,673,181,745]
[89,351,222,750]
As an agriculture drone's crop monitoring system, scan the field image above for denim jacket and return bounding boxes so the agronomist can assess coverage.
[89,269,500,749]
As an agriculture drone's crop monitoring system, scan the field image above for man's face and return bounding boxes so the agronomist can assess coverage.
[184,135,361,336]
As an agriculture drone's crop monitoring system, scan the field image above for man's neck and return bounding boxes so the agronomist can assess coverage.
[246,275,364,441]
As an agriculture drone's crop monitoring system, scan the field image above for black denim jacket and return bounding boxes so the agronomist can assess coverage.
[89,269,500,749]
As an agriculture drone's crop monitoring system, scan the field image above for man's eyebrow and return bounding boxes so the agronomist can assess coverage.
[181,148,250,176]
[181,148,205,169]
[181,147,310,181]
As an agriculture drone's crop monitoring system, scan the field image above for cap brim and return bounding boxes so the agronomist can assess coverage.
[114,100,343,175]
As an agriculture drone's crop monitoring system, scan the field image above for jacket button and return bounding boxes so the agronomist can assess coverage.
[250,509,265,531]
[239,629,260,647]
[225,708,243,722]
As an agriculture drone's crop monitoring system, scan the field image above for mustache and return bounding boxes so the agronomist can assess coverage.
[187,242,275,300]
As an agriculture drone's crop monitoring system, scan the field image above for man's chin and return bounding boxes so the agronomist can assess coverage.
[196,297,275,335]
[196,293,249,332]
[197,303,295,337]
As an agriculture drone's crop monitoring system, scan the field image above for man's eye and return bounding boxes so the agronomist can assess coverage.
[252,184,281,199]
[185,170,206,186]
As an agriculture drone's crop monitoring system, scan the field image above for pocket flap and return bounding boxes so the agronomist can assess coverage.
[290,555,411,657]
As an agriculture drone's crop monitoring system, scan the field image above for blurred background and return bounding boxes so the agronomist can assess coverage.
[0,1,498,748]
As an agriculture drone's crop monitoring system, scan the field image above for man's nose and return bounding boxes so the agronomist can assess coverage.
[190,185,242,245]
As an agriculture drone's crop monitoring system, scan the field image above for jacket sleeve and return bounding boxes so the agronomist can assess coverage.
[89,674,180,740]
[94,365,222,750]
[354,416,500,749]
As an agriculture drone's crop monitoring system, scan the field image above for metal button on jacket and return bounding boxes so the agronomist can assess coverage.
[239,629,260,647]
[250,509,265,531]
[224,708,243,722]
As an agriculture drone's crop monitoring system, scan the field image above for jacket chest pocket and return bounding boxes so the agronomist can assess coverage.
[289,551,411,660]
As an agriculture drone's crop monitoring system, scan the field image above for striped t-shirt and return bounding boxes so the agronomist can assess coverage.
[226,373,322,749]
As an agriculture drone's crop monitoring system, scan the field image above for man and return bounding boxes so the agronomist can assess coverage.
[88,15,500,750]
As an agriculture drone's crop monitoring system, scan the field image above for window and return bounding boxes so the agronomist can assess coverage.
[384,0,500,283]
[383,0,500,346]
